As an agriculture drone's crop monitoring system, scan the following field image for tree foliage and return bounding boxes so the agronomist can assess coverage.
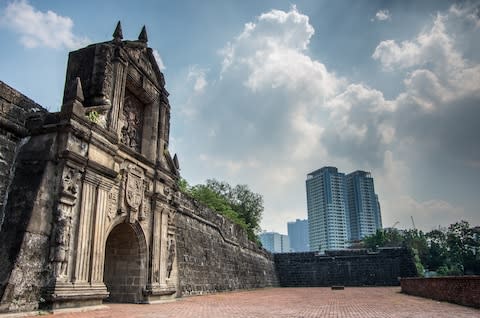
[178,178,264,242]
[362,220,480,276]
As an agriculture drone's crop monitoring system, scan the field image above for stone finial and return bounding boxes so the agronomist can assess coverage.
[73,77,84,103]
[61,77,84,114]
[173,154,180,170]
[113,21,123,42]
[138,25,148,42]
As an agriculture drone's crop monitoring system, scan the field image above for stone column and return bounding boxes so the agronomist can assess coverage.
[88,181,113,283]
[51,166,82,282]
[158,208,169,286]
[108,51,128,133]
[73,173,98,282]
[165,208,177,286]
[150,200,163,285]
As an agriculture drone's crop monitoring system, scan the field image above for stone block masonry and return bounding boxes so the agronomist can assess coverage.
[0,81,47,228]
[275,248,417,287]
[175,194,278,296]
[401,276,480,308]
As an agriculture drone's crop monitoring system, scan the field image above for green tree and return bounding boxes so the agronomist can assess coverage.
[445,221,480,275]
[230,184,263,235]
[189,184,247,230]
[363,228,404,249]
[178,178,264,243]
[425,229,447,271]
[402,229,429,266]
[362,221,480,276]
[177,177,189,193]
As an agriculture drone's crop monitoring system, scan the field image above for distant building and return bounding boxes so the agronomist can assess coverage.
[346,171,383,241]
[306,167,349,253]
[287,219,309,252]
[260,232,290,253]
[306,167,382,252]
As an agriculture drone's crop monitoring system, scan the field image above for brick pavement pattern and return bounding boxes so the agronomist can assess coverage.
[38,287,479,318]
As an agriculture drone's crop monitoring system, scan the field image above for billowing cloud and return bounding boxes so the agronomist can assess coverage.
[175,4,480,233]
[152,49,166,71]
[372,11,464,72]
[187,66,208,93]
[0,0,89,49]
[372,9,391,22]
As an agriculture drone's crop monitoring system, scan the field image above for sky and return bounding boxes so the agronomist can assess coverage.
[0,0,479,235]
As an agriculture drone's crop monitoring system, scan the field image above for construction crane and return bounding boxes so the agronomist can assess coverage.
[391,221,399,228]
[411,216,417,229]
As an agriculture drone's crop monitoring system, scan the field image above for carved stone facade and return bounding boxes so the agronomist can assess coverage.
[0,23,181,311]
[121,90,144,152]
[0,23,278,314]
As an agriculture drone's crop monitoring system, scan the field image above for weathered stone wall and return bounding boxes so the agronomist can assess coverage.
[175,194,278,296]
[0,81,53,311]
[0,80,47,228]
[275,248,417,287]
[401,276,480,308]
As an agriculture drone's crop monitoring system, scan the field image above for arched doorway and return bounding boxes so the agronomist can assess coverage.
[103,222,146,303]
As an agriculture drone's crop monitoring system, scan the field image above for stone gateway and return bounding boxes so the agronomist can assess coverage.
[0,23,277,313]
[0,23,416,315]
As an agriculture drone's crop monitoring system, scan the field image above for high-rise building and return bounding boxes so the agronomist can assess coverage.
[346,171,383,241]
[306,167,382,252]
[306,167,349,252]
[259,232,290,253]
[287,219,309,252]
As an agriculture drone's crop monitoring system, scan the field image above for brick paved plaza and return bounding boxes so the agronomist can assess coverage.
[18,287,475,318]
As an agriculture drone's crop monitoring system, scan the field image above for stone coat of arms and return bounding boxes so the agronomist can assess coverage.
[126,171,143,211]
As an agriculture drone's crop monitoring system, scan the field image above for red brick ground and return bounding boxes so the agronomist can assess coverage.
[34,287,480,317]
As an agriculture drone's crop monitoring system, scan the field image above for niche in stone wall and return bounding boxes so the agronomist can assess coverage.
[121,89,145,153]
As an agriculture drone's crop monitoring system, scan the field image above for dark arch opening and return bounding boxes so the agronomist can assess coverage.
[103,222,146,303]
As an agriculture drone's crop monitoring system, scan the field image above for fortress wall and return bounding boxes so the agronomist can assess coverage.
[175,194,278,296]
[274,248,417,287]
[0,81,47,228]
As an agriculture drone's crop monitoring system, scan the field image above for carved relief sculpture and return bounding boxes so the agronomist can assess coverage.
[107,188,118,220]
[121,90,144,152]
[51,167,82,280]
[166,238,176,279]
[124,164,145,223]
[52,206,72,278]
[61,168,81,196]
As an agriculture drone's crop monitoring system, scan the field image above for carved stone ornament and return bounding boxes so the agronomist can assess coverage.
[62,167,82,197]
[125,165,145,212]
[167,209,176,227]
[166,238,176,279]
[121,90,144,152]
[52,205,73,279]
[107,188,118,220]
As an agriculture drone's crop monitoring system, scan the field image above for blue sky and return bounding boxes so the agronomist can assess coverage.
[1,0,479,234]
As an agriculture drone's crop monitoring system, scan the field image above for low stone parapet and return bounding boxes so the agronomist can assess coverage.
[401,276,480,308]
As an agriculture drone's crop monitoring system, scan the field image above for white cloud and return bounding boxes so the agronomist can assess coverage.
[176,4,480,233]
[372,9,391,22]
[152,49,166,71]
[199,154,259,175]
[372,12,463,72]
[1,0,89,49]
[187,66,208,93]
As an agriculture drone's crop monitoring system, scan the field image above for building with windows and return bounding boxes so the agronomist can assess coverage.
[306,167,382,252]
[259,232,290,253]
[306,167,349,252]
[287,219,309,252]
[346,171,383,241]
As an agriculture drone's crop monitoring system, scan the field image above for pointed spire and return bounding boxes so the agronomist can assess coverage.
[61,77,84,114]
[173,154,180,170]
[73,77,84,103]
[138,25,148,42]
[113,21,123,43]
